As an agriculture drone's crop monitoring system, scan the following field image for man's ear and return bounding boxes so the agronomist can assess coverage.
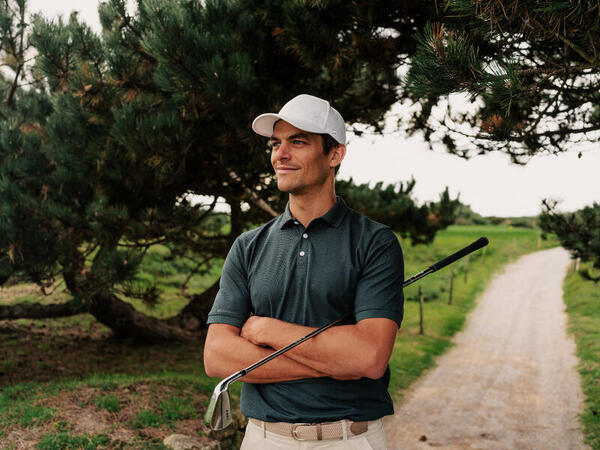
[329,144,346,169]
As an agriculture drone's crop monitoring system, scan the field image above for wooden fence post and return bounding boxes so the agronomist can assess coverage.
[419,286,424,335]
[463,254,470,283]
[575,257,581,272]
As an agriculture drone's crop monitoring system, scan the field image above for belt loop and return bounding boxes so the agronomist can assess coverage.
[342,420,348,440]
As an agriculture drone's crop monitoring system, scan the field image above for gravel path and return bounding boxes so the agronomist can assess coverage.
[384,247,589,449]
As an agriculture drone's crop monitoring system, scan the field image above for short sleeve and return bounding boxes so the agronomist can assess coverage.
[354,230,404,327]
[206,237,252,328]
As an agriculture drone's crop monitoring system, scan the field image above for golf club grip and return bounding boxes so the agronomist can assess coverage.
[429,237,488,272]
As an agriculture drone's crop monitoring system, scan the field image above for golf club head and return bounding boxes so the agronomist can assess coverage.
[204,381,232,430]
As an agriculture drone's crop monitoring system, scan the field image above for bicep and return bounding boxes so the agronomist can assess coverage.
[354,233,404,326]
[207,238,252,328]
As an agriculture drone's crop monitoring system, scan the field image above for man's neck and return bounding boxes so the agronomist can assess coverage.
[288,190,337,227]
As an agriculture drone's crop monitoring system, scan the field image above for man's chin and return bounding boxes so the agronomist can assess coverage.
[277,182,305,195]
[277,181,294,193]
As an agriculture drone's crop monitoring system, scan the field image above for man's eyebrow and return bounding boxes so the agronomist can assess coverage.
[270,132,311,141]
[288,132,310,141]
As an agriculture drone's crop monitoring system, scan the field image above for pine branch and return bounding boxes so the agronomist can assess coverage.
[528,16,600,66]
[228,169,279,218]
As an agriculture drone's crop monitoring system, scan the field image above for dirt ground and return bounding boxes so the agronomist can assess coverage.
[0,290,227,449]
[384,247,589,449]
[0,316,201,386]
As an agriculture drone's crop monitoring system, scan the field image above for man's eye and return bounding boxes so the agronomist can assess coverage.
[270,142,280,148]
[293,140,306,145]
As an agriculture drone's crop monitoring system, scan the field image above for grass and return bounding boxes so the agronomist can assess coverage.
[389,225,558,400]
[0,224,559,448]
[126,247,224,318]
[562,262,600,449]
[0,373,242,449]
[36,432,111,450]
[94,394,121,413]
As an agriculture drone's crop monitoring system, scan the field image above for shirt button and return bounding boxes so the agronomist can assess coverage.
[302,233,308,239]
[294,221,299,225]
[299,251,305,257]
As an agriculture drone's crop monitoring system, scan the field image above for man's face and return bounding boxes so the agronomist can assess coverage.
[269,120,334,195]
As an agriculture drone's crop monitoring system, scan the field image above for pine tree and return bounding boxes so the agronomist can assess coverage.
[404,1,600,163]
[540,201,600,281]
[336,179,458,244]
[0,0,446,340]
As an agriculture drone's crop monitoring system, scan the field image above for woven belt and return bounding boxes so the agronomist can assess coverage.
[249,418,370,441]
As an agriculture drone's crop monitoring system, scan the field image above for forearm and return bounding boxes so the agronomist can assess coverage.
[242,318,397,379]
[204,324,327,383]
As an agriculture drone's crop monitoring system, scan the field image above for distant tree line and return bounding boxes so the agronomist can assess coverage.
[540,202,600,281]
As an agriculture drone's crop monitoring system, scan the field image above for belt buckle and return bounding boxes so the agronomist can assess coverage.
[291,423,310,441]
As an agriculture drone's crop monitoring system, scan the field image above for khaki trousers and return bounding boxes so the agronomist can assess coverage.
[240,418,387,449]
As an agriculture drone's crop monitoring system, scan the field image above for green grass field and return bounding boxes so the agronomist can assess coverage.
[562,262,600,449]
[0,225,560,448]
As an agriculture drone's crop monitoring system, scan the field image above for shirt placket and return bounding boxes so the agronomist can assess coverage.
[295,220,309,281]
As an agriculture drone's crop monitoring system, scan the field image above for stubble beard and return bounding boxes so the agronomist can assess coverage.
[276,169,331,196]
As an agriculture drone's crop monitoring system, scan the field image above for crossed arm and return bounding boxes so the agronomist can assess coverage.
[203,316,398,383]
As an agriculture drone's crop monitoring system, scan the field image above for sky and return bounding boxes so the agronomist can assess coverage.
[28,1,600,217]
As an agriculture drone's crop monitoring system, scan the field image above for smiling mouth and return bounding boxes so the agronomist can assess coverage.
[276,167,299,173]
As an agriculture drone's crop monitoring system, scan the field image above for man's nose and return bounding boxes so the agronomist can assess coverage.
[275,142,291,160]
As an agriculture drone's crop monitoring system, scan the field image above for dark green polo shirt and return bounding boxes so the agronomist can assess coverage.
[207,197,404,423]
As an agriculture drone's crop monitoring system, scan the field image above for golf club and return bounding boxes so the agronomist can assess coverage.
[205,236,489,430]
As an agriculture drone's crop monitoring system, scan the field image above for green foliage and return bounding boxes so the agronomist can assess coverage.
[0,0,436,337]
[540,201,600,278]
[563,262,600,449]
[0,384,57,428]
[133,410,162,428]
[36,432,111,450]
[404,1,600,162]
[453,203,486,225]
[132,396,194,428]
[337,178,459,244]
[94,394,120,413]
[159,396,195,422]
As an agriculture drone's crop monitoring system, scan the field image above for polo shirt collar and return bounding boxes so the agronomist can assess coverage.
[279,203,296,229]
[279,196,348,229]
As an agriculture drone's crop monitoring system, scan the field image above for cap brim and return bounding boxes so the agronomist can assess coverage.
[252,113,282,138]
[252,113,327,138]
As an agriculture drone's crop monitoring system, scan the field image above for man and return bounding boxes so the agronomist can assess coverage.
[204,94,404,449]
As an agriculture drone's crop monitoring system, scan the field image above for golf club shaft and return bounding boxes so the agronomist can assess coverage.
[403,236,488,286]
[227,236,489,382]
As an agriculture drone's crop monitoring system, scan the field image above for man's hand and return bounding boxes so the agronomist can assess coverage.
[240,315,272,347]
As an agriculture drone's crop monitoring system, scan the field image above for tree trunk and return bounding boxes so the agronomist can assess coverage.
[87,290,200,342]
[167,278,220,331]
[0,276,220,342]
[61,268,201,342]
[0,299,85,320]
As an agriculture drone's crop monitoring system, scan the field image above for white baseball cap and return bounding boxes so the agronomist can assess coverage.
[252,94,346,144]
